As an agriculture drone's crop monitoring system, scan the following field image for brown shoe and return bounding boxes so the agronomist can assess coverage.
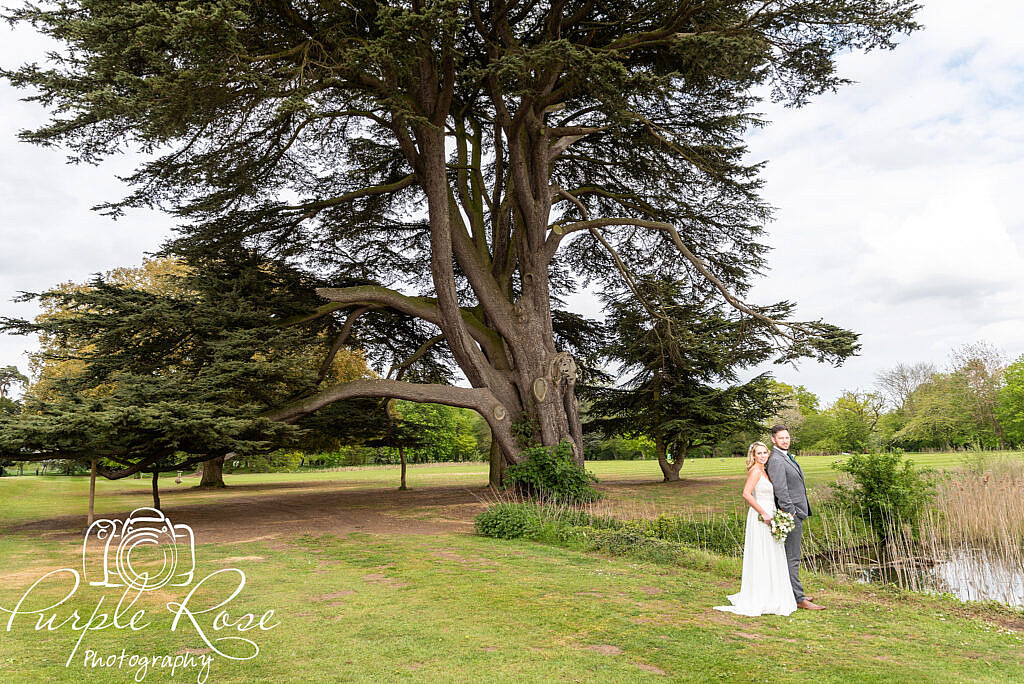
[797,599,825,610]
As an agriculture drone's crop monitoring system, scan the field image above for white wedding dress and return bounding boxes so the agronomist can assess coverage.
[713,472,797,616]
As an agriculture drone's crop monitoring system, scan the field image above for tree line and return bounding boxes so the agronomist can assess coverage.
[775,342,1024,453]
[0,258,780,483]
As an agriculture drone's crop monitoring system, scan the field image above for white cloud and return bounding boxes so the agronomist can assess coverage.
[736,0,1024,402]
[0,26,175,376]
[856,181,1024,299]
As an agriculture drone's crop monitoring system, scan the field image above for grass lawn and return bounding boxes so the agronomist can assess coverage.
[1,451,1022,682]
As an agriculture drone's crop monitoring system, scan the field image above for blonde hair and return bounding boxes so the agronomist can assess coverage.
[746,442,770,471]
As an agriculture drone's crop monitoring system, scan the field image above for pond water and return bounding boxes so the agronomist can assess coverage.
[853,549,1024,608]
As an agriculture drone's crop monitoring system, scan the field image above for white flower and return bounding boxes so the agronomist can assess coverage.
[769,511,795,543]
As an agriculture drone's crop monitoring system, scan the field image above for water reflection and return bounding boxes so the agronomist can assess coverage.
[853,549,1024,608]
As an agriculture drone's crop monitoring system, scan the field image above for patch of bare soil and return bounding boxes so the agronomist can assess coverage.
[361,573,409,588]
[579,644,623,655]
[2,477,732,549]
[315,591,357,601]
[4,483,498,545]
[634,662,667,675]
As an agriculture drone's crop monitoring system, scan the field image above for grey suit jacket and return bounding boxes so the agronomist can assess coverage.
[765,446,811,520]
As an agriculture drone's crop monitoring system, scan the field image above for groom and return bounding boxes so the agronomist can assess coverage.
[765,425,825,611]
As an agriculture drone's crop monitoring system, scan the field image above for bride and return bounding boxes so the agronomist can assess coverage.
[714,441,797,616]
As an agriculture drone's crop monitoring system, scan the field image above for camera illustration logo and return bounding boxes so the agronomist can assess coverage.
[82,507,196,591]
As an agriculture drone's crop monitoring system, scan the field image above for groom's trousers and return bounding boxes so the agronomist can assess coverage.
[784,518,805,603]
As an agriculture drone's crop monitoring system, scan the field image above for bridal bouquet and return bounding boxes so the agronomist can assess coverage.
[761,510,795,543]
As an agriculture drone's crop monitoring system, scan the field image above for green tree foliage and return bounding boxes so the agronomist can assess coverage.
[776,382,821,417]
[0,365,27,419]
[947,342,1008,448]
[822,391,885,453]
[767,380,821,451]
[505,440,600,504]
[23,258,191,404]
[2,0,911,469]
[583,279,784,481]
[887,345,1008,451]
[0,366,28,474]
[890,373,977,450]
[831,452,936,545]
[996,355,1024,448]
[375,401,483,463]
[0,365,28,400]
[782,345,1015,454]
[582,433,653,461]
[0,251,386,478]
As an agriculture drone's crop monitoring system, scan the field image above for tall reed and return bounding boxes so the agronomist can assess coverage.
[804,453,1024,605]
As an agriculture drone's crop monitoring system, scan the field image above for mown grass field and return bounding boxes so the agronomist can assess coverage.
[1,452,1022,683]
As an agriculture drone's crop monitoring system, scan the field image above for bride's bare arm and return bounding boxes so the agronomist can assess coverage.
[741,467,772,524]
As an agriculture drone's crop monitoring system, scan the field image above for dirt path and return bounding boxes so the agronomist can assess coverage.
[6,482,501,544]
[3,476,726,546]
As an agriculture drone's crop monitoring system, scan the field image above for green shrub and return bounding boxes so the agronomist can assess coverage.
[831,452,937,544]
[474,501,742,566]
[545,524,692,564]
[505,440,601,504]
[473,503,543,539]
[628,514,746,556]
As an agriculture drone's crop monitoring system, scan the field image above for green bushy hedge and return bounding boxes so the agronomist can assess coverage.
[632,513,746,556]
[505,440,601,504]
[473,503,544,539]
[473,502,746,564]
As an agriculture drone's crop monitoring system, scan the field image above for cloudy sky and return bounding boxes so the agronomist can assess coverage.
[2,0,1023,404]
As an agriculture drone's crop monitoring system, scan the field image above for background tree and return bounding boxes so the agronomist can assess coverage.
[876,361,936,413]
[996,355,1024,448]
[7,257,381,487]
[0,365,28,475]
[948,342,1008,449]
[891,373,977,450]
[823,390,885,453]
[583,279,783,482]
[0,365,28,417]
[23,258,189,403]
[0,365,28,401]
[1,0,915,471]
[766,380,820,449]
[0,251,400,490]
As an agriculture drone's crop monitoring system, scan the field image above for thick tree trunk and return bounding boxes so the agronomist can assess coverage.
[290,85,587,474]
[151,470,161,510]
[508,346,584,466]
[398,445,408,490]
[198,455,226,488]
[488,437,505,488]
[656,433,684,482]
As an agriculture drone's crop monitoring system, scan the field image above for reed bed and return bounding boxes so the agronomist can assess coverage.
[804,453,1024,605]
